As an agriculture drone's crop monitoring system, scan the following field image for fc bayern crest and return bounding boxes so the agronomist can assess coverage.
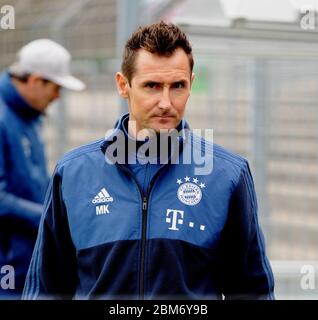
[176,176,205,206]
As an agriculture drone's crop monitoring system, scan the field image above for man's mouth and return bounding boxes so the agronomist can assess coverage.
[153,115,174,118]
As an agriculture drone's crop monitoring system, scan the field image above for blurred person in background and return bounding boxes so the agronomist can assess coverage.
[23,23,274,300]
[0,39,85,299]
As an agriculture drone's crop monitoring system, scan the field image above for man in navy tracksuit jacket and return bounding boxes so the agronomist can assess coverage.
[0,72,49,298]
[23,22,274,300]
[0,40,85,298]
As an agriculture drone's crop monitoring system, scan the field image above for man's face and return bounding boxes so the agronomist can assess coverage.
[116,48,194,135]
[22,75,61,112]
[30,79,61,112]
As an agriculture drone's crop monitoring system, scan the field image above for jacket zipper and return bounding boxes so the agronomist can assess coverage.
[140,196,148,299]
[116,164,149,299]
[117,163,168,299]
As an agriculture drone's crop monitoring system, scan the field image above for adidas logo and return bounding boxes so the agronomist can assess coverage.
[92,188,114,204]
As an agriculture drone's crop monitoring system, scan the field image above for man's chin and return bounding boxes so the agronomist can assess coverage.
[150,125,177,134]
[150,118,179,132]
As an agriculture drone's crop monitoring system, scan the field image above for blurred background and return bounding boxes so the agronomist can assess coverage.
[1,0,318,299]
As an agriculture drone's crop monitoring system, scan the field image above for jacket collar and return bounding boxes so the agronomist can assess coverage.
[101,113,190,165]
[0,71,42,120]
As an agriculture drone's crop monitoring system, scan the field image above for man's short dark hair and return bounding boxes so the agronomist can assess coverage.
[8,71,30,83]
[9,71,53,85]
[122,21,194,84]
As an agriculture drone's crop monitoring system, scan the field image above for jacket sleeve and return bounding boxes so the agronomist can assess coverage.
[22,167,78,299]
[0,122,42,231]
[217,161,275,300]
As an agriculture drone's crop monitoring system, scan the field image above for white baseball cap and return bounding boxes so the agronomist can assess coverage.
[9,39,86,91]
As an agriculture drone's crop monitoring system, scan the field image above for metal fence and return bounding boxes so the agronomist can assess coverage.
[185,54,318,262]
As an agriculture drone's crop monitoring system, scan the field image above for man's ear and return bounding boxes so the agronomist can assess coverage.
[115,72,129,99]
[190,73,195,87]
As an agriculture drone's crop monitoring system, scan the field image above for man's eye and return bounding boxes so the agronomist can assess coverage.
[173,82,185,89]
[145,82,159,89]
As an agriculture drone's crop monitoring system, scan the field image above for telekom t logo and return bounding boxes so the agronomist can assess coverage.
[166,209,184,231]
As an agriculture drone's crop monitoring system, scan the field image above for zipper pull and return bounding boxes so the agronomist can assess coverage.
[142,197,147,211]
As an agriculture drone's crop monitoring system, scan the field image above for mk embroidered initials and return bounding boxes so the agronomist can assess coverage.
[96,204,109,215]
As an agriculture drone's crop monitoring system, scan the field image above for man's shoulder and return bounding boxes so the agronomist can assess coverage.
[0,97,8,121]
[57,138,105,167]
[213,143,247,168]
[0,97,18,125]
[0,101,12,132]
[191,134,248,169]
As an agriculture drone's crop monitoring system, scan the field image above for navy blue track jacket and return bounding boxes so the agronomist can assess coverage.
[0,71,49,298]
[23,113,274,300]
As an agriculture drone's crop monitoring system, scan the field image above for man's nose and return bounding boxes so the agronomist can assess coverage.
[158,88,172,109]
